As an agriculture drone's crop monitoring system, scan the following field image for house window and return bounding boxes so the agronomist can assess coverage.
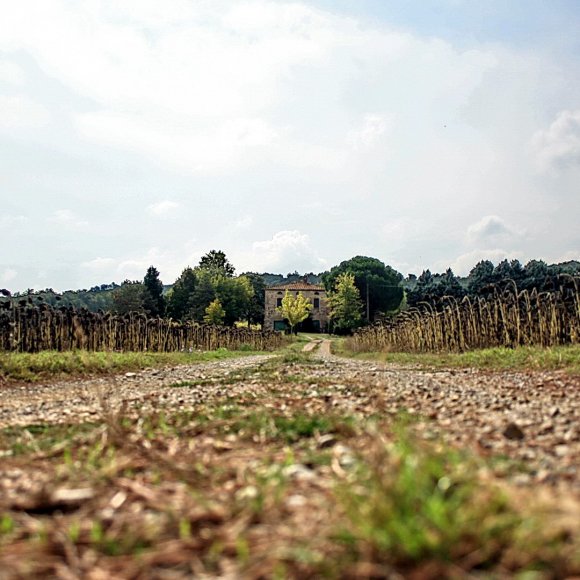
[313,298,320,309]
[276,298,282,307]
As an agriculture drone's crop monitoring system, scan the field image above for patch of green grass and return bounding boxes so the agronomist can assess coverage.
[0,515,15,536]
[335,429,523,569]
[337,343,580,373]
[0,422,99,456]
[88,520,152,556]
[0,348,266,382]
[224,411,345,443]
[133,407,350,445]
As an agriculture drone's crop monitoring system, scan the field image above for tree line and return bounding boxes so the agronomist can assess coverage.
[3,254,578,335]
[405,259,580,308]
[109,251,266,328]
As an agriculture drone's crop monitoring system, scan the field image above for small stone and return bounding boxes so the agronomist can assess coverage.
[282,464,316,481]
[52,487,95,504]
[503,422,525,440]
[236,486,258,501]
[536,469,551,483]
[317,434,337,449]
[125,372,137,378]
[286,494,307,509]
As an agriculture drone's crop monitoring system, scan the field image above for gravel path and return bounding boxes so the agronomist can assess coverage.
[1,343,578,489]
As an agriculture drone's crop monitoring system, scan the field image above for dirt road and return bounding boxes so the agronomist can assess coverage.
[1,342,578,489]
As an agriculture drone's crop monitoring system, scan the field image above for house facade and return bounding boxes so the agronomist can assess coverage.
[264,281,329,332]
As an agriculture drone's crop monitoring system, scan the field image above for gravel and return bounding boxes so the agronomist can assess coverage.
[1,343,578,490]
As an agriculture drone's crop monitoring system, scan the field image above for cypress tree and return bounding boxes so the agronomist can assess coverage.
[143,266,166,317]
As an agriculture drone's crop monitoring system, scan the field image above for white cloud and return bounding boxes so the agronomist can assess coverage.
[449,249,525,276]
[0,59,25,84]
[0,1,577,291]
[348,114,391,149]
[551,249,580,263]
[466,215,523,244]
[0,95,49,129]
[48,209,89,230]
[531,110,580,172]
[75,111,278,173]
[0,215,28,228]
[381,218,429,244]
[244,230,327,273]
[0,0,496,176]
[147,200,180,217]
[80,246,202,286]
[1,268,17,283]
[81,257,116,270]
[234,215,254,229]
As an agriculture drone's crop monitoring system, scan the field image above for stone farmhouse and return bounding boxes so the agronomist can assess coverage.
[264,281,329,332]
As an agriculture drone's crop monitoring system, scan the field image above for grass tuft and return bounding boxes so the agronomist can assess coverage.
[335,428,519,570]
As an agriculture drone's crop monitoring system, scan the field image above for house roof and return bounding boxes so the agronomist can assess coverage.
[266,281,325,292]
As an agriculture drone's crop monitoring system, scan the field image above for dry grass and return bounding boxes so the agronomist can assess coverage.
[350,281,580,354]
[0,301,283,353]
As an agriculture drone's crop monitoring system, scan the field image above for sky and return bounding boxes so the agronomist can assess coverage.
[1,0,579,292]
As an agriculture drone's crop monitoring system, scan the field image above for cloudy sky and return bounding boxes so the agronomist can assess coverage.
[1,0,579,292]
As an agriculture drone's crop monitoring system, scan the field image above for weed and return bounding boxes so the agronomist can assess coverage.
[334,427,524,570]
[0,515,14,536]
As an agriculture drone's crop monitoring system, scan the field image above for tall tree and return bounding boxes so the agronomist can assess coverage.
[327,272,363,333]
[241,272,266,327]
[522,260,549,291]
[198,250,235,277]
[190,269,217,321]
[277,291,312,334]
[166,267,197,320]
[322,256,403,321]
[143,266,166,317]
[467,260,495,296]
[407,268,465,307]
[214,274,253,326]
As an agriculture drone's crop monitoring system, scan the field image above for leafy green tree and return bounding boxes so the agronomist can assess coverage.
[241,272,266,327]
[112,281,146,314]
[327,272,363,333]
[277,291,312,334]
[407,268,465,307]
[190,269,217,321]
[143,265,166,317]
[166,267,197,320]
[214,274,253,326]
[322,256,403,321]
[199,250,235,277]
[203,298,225,325]
[522,260,549,291]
